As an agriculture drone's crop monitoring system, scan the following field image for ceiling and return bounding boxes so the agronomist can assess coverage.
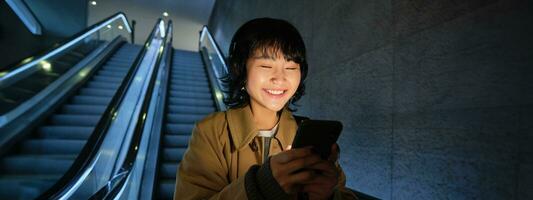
[87,0,216,51]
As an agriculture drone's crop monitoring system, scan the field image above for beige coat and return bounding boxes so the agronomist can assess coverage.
[174,105,357,199]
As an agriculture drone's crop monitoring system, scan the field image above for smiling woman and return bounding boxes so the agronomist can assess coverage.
[174,18,358,200]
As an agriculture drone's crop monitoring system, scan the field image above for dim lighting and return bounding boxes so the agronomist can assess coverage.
[90,1,96,6]
[21,57,33,64]
[162,12,169,17]
[118,25,123,30]
[0,72,7,77]
[40,61,52,72]
[107,25,112,29]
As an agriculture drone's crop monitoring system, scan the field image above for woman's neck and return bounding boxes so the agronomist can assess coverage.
[249,104,280,130]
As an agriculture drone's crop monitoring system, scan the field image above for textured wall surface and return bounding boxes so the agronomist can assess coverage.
[208,0,532,199]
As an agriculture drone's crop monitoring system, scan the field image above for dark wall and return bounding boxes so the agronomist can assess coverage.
[208,0,533,199]
[0,0,87,70]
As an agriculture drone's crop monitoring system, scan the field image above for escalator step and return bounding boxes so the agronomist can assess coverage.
[92,75,123,83]
[61,104,106,115]
[158,179,175,200]
[0,177,58,200]
[0,155,75,174]
[162,148,186,162]
[170,74,208,82]
[50,114,100,126]
[169,90,212,99]
[20,139,85,154]
[171,79,209,87]
[168,97,213,107]
[160,163,178,179]
[79,88,115,97]
[71,95,111,105]
[86,81,120,90]
[166,113,207,124]
[170,85,210,93]
[163,135,190,147]
[165,124,194,135]
[38,126,93,140]
[167,105,215,114]
[97,70,125,77]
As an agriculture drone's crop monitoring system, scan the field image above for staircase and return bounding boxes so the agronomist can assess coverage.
[156,50,216,200]
[0,43,141,199]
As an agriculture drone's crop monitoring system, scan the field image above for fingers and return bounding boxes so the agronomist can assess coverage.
[328,143,340,162]
[306,161,338,178]
[284,154,322,174]
[272,146,313,164]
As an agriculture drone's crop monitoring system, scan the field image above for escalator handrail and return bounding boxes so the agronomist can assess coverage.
[37,18,163,200]
[0,12,133,84]
[199,25,228,74]
[90,20,173,200]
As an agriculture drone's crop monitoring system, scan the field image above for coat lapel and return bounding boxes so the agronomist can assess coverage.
[225,105,298,151]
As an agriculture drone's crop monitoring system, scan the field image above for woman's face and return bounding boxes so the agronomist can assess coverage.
[245,49,301,113]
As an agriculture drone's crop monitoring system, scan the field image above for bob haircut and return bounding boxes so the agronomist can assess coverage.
[223,18,308,111]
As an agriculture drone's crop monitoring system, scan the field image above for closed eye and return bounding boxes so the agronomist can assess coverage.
[285,67,298,70]
[260,65,272,68]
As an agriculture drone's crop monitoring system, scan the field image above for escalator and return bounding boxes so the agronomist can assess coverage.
[155,49,216,200]
[0,43,141,199]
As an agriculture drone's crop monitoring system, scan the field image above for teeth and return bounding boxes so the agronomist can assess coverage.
[266,89,285,95]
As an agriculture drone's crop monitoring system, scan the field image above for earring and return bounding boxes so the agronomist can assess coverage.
[241,86,245,91]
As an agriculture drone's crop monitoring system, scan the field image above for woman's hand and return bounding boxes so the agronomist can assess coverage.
[269,146,322,194]
[302,144,340,200]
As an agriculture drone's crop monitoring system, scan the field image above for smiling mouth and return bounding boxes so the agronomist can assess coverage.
[264,89,287,96]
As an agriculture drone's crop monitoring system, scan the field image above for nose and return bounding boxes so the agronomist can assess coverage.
[271,67,286,84]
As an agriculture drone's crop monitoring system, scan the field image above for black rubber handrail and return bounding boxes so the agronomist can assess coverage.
[89,19,172,200]
[37,17,161,200]
[1,12,133,74]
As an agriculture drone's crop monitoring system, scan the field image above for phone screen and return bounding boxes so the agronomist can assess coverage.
[291,119,342,159]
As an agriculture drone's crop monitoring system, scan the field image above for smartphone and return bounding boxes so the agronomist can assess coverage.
[291,119,343,160]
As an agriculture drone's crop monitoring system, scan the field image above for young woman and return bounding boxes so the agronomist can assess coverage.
[174,18,357,200]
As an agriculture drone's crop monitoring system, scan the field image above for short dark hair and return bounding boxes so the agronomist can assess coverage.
[223,18,308,111]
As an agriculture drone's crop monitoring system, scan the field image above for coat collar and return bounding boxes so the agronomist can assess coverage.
[225,105,297,151]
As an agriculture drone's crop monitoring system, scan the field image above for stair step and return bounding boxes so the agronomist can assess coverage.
[165,124,194,135]
[168,97,213,107]
[38,126,93,140]
[50,114,100,126]
[79,88,115,97]
[19,139,85,154]
[71,95,111,105]
[163,135,190,148]
[61,104,106,115]
[167,105,215,114]
[166,113,206,124]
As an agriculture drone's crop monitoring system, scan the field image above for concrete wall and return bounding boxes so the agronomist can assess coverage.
[208,0,533,199]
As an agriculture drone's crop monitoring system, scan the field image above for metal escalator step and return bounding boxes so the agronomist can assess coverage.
[78,88,115,97]
[0,155,75,174]
[97,70,125,77]
[158,179,176,200]
[92,75,123,83]
[166,113,207,124]
[169,90,212,99]
[50,114,100,126]
[19,139,85,154]
[170,74,208,81]
[168,97,213,107]
[170,85,210,93]
[71,95,111,105]
[0,177,58,200]
[171,66,204,72]
[171,71,206,77]
[170,80,209,87]
[163,135,190,147]
[165,124,194,135]
[61,104,106,115]
[167,105,215,114]
[38,126,93,139]
[160,163,178,179]
[86,81,120,90]
[162,148,186,162]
